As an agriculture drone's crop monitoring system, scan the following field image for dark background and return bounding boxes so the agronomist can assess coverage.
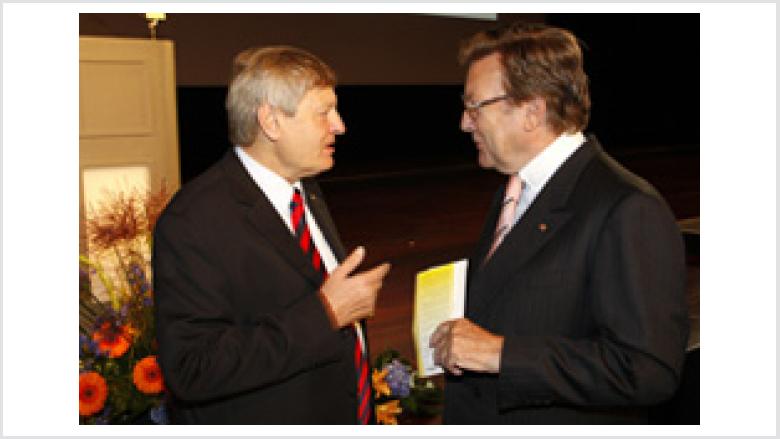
[81,13,700,184]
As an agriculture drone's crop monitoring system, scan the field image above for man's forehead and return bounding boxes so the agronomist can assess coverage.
[464,58,503,98]
[300,87,337,107]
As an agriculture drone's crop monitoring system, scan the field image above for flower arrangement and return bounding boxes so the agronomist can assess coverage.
[79,185,170,424]
[371,349,443,424]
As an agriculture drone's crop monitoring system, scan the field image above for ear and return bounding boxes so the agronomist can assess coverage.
[257,103,281,141]
[522,97,547,131]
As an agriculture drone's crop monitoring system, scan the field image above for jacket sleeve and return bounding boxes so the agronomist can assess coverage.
[496,191,689,410]
[153,211,345,403]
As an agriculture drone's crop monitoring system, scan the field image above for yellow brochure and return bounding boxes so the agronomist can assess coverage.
[413,259,468,377]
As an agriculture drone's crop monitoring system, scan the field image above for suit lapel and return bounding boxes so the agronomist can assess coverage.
[468,137,599,317]
[220,150,323,286]
[470,188,503,275]
[302,179,347,262]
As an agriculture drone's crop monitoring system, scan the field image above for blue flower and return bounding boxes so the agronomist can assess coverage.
[150,403,169,424]
[93,407,112,425]
[127,262,149,294]
[79,334,88,358]
[131,263,144,277]
[80,333,100,357]
[383,359,411,398]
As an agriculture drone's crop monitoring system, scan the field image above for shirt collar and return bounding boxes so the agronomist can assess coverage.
[235,146,302,214]
[518,131,586,192]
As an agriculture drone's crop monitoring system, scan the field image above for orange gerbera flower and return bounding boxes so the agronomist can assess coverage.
[133,355,164,394]
[375,399,402,425]
[372,368,391,399]
[79,372,108,417]
[92,321,134,358]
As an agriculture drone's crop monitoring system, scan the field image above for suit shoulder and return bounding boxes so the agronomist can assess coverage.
[155,159,234,232]
[581,150,667,207]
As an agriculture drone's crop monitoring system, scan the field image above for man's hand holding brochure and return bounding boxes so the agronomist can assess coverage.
[412,259,467,377]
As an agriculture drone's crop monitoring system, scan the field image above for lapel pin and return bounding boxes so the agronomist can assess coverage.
[309,193,317,201]
[538,223,548,232]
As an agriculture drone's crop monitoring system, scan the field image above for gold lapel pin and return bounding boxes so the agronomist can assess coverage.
[539,223,548,232]
[309,193,317,201]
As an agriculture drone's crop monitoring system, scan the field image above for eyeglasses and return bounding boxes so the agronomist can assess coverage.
[462,94,508,119]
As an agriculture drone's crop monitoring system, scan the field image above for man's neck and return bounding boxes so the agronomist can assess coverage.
[240,141,296,184]
[508,128,560,174]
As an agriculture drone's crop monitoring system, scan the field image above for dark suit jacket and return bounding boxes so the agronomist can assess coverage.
[443,136,689,424]
[153,149,367,424]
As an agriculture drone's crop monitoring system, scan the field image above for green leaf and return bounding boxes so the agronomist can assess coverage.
[401,396,417,414]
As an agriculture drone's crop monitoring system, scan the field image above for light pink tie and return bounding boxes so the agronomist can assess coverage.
[485,175,523,261]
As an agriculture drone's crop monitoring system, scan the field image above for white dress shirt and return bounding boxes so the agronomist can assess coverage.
[512,131,586,225]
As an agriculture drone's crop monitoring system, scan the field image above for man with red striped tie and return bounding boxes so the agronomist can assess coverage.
[154,46,390,424]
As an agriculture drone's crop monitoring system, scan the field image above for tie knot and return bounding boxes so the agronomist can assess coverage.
[504,175,523,203]
[290,188,304,210]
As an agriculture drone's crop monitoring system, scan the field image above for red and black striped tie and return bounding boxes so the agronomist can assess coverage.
[290,188,372,424]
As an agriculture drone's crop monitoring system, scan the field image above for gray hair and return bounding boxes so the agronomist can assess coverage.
[226,46,337,145]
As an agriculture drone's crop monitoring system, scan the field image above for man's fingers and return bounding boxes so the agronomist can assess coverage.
[429,321,450,347]
[433,341,463,376]
[429,327,442,347]
[332,246,365,278]
[433,346,444,367]
[363,262,391,281]
[350,262,391,293]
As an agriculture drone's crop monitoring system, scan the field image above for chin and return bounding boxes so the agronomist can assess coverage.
[477,153,495,170]
[319,157,334,172]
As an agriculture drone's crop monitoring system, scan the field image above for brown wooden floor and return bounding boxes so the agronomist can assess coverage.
[320,150,699,367]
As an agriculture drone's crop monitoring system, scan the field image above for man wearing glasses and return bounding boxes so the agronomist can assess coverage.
[430,23,689,424]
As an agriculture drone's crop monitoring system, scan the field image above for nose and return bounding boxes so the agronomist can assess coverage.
[331,111,346,135]
[461,110,475,133]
